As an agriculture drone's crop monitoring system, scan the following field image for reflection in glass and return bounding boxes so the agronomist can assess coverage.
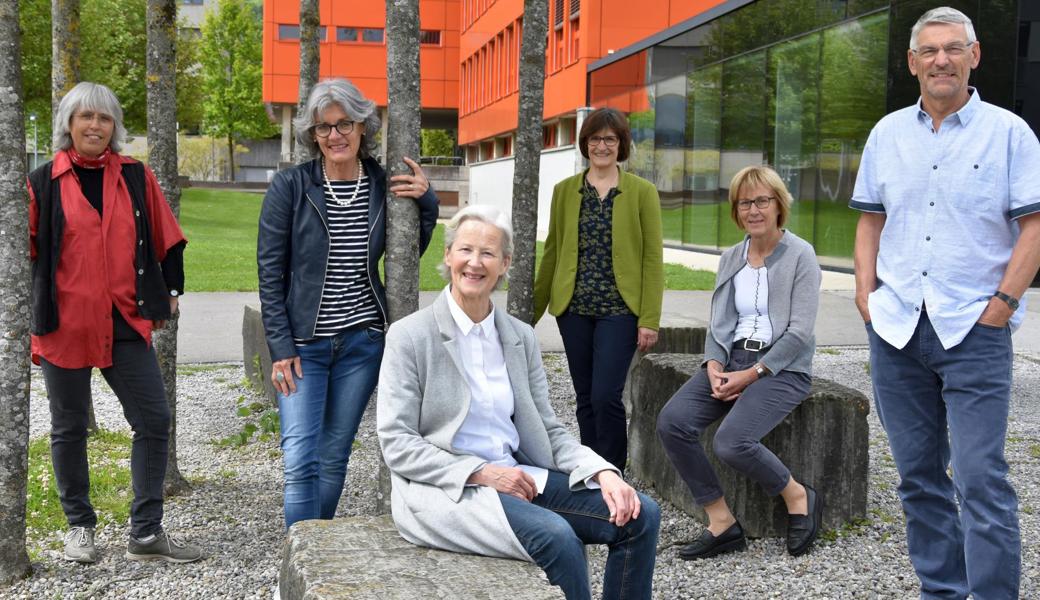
[719,51,766,248]
[683,65,722,248]
[768,32,821,243]
[817,12,887,259]
[654,75,687,243]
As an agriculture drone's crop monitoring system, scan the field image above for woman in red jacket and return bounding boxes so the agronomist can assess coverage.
[27,82,202,565]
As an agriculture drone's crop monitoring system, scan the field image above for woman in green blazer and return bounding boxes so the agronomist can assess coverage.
[533,107,664,471]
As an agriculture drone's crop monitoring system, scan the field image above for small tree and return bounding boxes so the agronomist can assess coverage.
[199,0,275,181]
[294,0,319,163]
[51,0,80,116]
[0,0,34,583]
[507,0,549,324]
[147,0,190,495]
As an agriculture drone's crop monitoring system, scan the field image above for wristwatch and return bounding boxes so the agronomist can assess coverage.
[754,363,768,378]
[993,291,1019,311]
[169,290,180,297]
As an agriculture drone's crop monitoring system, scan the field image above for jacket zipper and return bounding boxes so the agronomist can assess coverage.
[367,198,388,328]
[305,189,332,339]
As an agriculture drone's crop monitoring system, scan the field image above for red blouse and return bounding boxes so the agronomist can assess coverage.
[28,150,187,369]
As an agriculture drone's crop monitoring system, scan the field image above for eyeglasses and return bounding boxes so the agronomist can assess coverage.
[736,196,775,211]
[912,41,974,61]
[313,120,357,137]
[588,135,619,148]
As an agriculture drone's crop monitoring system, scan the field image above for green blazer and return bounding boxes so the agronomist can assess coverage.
[534,168,664,330]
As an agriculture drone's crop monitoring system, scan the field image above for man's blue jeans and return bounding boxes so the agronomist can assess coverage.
[867,316,1019,600]
[499,470,660,600]
[278,326,384,528]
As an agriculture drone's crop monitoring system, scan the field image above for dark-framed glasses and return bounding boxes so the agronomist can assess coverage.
[912,41,974,60]
[588,135,619,148]
[313,120,357,137]
[737,196,775,211]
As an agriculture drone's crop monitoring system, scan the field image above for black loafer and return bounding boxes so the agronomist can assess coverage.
[787,485,823,556]
[678,521,746,560]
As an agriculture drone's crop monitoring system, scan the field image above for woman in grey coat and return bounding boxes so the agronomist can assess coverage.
[657,165,823,560]
[377,206,660,600]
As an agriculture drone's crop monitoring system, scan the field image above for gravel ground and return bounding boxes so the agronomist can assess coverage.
[7,348,1039,599]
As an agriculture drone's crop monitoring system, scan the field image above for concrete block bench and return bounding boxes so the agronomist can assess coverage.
[242,305,278,406]
[280,515,563,599]
[624,353,870,538]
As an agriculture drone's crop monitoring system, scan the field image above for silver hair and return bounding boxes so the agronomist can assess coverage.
[910,7,976,50]
[438,205,514,289]
[293,78,380,159]
[53,82,128,152]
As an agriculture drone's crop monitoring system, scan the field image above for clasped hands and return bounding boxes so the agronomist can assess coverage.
[467,464,642,526]
[706,359,759,402]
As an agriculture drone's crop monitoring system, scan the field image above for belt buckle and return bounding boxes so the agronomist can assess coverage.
[742,339,765,352]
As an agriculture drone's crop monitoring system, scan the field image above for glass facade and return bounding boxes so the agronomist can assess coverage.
[590,2,891,265]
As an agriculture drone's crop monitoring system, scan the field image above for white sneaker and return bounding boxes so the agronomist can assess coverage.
[63,526,98,563]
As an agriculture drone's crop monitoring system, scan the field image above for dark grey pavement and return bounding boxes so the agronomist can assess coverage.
[177,289,1040,363]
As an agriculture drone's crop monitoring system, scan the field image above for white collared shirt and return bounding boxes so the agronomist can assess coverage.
[445,287,522,467]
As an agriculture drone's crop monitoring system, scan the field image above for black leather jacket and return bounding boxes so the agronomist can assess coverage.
[257,157,438,361]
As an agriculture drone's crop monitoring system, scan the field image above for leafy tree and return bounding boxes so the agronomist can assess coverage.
[420,129,455,159]
[199,0,275,181]
[0,0,33,583]
[507,0,549,323]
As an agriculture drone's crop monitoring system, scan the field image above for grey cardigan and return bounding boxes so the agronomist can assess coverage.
[703,230,821,376]
[376,292,617,561]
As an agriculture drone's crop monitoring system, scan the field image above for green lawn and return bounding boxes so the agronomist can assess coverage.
[180,188,714,292]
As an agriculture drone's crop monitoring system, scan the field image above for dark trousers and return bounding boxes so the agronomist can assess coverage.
[656,348,811,505]
[40,311,170,538]
[556,311,638,471]
[500,470,660,600]
[867,317,1019,600]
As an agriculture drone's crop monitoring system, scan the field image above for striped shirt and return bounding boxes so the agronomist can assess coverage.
[300,176,382,340]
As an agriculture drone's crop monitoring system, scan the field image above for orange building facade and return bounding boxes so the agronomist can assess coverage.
[262,0,460,161]
[458,0,728,161]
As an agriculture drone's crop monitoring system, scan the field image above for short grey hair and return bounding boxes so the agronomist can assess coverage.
[910,7,976,50]
[438,205,514,289]
[293,78,380,159]
[53,81,128,153]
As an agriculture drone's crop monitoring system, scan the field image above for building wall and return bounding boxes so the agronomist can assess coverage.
[262,0,460,109]
[467,146,579,234]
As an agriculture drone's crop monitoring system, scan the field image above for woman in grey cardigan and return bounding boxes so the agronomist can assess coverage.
[657,165,823,560]
[377,206,660,600]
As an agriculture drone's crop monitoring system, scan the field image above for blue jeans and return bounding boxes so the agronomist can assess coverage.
[867,316,1018,600]
[499,470,660,600]
[278,325,384,528]
[556,311,639,471]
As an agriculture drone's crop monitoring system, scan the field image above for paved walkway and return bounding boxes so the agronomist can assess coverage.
[177,255,1040,362]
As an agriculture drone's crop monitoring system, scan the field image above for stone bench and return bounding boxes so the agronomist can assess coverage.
[242,305,278,405]
[624,353,870,538]
[280,515,563,599]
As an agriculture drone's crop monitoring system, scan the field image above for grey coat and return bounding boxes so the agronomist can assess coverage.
[703,230,821,376]
[376,292,617,561]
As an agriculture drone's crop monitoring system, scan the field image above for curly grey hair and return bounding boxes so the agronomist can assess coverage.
[293,78,381,159]
[53,82,128,153]
[910,7,976,51]
[438,205,514,290]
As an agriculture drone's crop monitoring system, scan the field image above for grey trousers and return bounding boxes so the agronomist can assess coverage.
[656,348,811,505]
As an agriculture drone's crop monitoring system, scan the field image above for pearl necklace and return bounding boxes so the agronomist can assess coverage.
[321,158,364,206]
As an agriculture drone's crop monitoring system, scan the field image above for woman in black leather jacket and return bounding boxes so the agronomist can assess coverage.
[257,78,437,527]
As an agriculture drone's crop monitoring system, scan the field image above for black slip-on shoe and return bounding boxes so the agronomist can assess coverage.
[787,485,823,556]
[678,521,747,560]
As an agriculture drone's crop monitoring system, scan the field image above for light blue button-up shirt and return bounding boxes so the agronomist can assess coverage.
[850,89,1040,350]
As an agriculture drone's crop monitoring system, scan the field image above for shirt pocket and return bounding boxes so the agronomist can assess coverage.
[949,160,1001,211]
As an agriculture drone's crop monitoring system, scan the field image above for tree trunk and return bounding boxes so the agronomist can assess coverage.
[51,0,80,116]
[147,0,189,496]
[227,134,235,182]
[294,0,319,163]
[507,0,549,324]
[0,0,35,583]
[378,0,422,515]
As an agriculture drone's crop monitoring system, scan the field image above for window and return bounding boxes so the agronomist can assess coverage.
[278,25,300,40]
[542,124,557,148]
[570,0,580,17]
[361,28,383,43]
[420,30,441,45]
[337,27,358,42]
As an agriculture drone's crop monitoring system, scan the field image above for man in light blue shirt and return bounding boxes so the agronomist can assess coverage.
[851,7,1040,600]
